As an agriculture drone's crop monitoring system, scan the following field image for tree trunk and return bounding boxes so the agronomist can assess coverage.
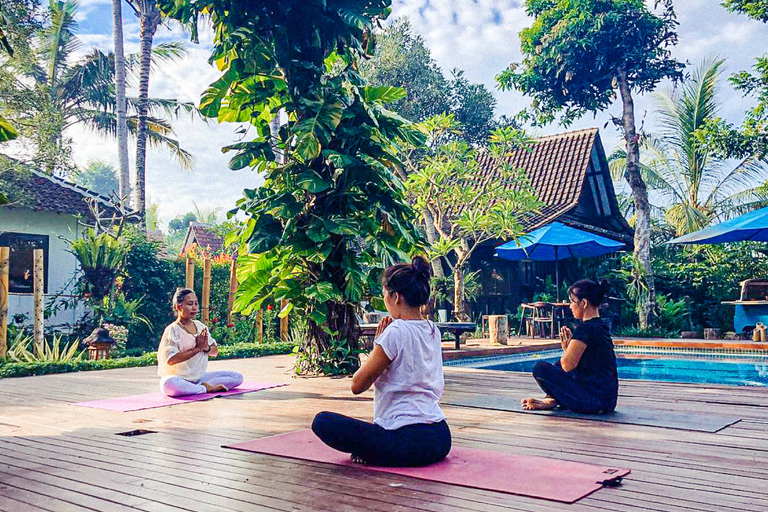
[453,265,466,322]
[112,0,130,206]
[135,3,161,228]
[617,68,656,329]
[304,301,361,374]
[422,208,444,278]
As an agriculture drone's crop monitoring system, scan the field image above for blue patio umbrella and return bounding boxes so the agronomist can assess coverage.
[495,221,625,301]
[667,206,768,244]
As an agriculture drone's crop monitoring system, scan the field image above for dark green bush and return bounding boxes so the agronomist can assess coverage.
[0,342,296,379]
[121,228,184,350]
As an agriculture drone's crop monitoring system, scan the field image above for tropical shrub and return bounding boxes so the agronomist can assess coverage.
[7,331,85,363]
[159,0,425,375]
[68,229,128,301]
[121,228,183,349]
[0,341,295,378]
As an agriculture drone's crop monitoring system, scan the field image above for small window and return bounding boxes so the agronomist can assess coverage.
[0,232,49,294]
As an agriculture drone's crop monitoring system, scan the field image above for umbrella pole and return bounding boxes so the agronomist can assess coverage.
[555,247,560,303]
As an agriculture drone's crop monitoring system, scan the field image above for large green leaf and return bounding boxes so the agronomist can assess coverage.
[363,85,407,104]
[0,116,18,142]
[296,169,333,193]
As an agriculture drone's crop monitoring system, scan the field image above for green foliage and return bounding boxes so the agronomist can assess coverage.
[0,0,194,173]
[121,227,183,349]
[695,2,768,159]
[497,0,684,127]
[0,342,294,378]
[0,115,18,142]
[360,17,497,144]
[653,243,768,332]
[722,0,768,21]
[92,292,151,330]
[614,324,677,338]
[294,335,363,376]
[655,293,688,333]
[71,160,119,196]
[431,271,481,310]
[7,331,85,363]
[68,229,128,301]
[611,59,768,235]
[159,0,423,374]
[406,114,542,317]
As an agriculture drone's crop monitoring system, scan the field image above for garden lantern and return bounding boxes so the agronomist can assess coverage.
[85,327,115,360]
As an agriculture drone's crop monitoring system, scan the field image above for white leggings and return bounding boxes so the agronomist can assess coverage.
[160,371,244,397]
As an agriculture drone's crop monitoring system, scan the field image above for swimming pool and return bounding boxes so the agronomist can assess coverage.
[448,348,768,387]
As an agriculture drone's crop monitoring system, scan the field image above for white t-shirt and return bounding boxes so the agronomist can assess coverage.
[373,319,446,430]
[157,320,217,381]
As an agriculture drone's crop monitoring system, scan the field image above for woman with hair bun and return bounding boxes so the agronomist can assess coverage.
[312,256,451,467]
[521,278,618,414]
[157,288,243,397]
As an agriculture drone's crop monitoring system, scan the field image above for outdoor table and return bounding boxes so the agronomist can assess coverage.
[359,322,476,350]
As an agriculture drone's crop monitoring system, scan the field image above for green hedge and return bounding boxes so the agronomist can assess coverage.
[0,342,296,379]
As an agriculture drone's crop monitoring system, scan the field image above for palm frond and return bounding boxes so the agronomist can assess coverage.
[664,202,714,236]
[704,156,768,206]
[38,0,81,85]
[124,116,194,171]
[125,96,198,120]
[125,42,188,78]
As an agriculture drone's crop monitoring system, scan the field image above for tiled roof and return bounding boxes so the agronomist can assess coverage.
[147,229,175,260]
[182,222,225,254]
[1,167,127,219]
[475,127,599,232]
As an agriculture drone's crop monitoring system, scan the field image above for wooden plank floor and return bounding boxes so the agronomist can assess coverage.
[1,355,767,511]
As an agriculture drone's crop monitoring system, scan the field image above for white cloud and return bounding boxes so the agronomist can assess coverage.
[65,26,261,225]
[38,0,768,225]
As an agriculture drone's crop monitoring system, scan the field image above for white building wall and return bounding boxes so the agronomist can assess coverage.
[0,207,85,328]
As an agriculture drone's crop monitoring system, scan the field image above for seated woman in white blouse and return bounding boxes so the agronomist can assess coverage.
[157,288,243,397]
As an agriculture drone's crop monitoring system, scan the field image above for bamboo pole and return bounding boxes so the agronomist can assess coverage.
[0,247,9,358]
[185,257,194,290]
[280,298,289,342]
[202,258,212,323]
[227,257,237,325]
[33,248,44,353]
[255,310,263,342]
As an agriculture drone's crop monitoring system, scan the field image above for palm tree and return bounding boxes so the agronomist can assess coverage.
[0,0,194,175]
[610,58,768,236]
[126,0,161,225]
[112,0,130,204]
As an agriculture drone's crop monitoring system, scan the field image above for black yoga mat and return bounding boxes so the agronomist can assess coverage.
[444,394,741,433]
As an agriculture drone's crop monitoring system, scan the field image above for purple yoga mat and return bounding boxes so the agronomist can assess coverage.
[225,429,630,503]
[71,382,286,412]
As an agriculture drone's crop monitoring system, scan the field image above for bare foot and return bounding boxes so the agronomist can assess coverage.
[521,397,557,410]
[350,454,367,464]
[202,382,228,393]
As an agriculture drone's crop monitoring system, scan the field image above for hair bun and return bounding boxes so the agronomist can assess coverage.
[411,256,432,279]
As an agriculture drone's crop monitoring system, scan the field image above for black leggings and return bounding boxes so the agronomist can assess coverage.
[311,411,451,467]
[533,361,616,414]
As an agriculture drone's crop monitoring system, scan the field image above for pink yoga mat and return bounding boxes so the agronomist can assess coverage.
[71,382,286,412]
[225,429,630,503]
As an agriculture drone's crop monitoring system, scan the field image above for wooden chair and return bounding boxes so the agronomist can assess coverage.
[522,302,556,339]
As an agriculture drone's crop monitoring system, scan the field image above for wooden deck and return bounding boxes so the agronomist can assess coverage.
[1,354,767,511]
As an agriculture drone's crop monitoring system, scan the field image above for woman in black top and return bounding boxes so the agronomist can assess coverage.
[521,279,618,414]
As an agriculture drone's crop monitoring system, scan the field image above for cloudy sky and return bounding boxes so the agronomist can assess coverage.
[58,0,768,227]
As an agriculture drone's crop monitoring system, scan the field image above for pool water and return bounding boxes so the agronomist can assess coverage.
[456,350,768,387]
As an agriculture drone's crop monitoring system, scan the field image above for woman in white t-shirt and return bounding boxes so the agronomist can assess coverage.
[157,288,243,397]
[312,256,451,467]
